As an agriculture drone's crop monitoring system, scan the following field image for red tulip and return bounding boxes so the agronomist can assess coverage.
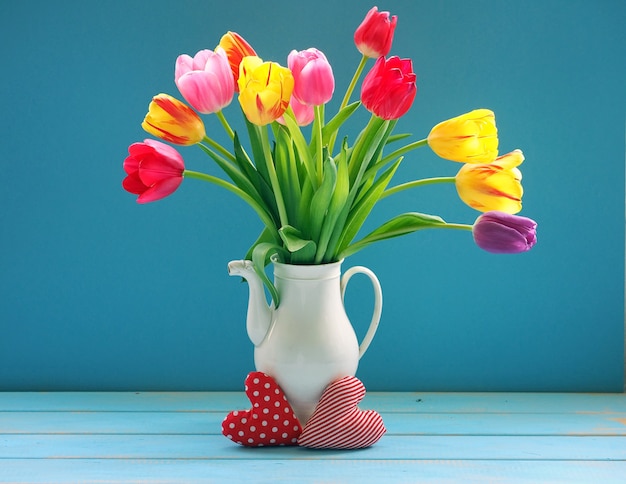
[360,56,417,120]
[123,139,185,204]
[354,6,397,58]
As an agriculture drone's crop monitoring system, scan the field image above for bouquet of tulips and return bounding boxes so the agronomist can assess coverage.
[123,6,537,306]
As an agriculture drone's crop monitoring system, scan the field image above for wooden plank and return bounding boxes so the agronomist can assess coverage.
[0,392,246,412]
[2,411,625,436]
[1,434,625,460]
[2,459,626,484]
[1,392,625,413]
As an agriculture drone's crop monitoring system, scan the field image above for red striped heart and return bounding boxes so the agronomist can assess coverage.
[298,375,386,449]
[222,372,302,447]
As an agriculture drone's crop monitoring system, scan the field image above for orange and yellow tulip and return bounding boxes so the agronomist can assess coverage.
[218,31,257,91]
[238,56,294,126]
[142,93,205,146]
[455,149,524,214]
[427,109,498,163]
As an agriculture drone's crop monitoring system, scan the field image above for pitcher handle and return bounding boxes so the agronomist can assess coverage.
[340,266,383,359]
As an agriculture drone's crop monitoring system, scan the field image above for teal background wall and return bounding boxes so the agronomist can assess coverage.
[1,0,624,391]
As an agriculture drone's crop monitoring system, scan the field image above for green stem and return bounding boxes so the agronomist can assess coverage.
[328,55,369,154]
[258,125,289,227]
[382,176,456,199]
[338,222,473,260]
[443,223,473,231]
[216,110,235,140]
[340,55,368,111]
[201,136,235,163]
[314,104,324,186]
[183,170,278,237]
[379,138,428,165]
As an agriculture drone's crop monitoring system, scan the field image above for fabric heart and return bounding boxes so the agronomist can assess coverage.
[222,371,303,447]
[298,375,386,449]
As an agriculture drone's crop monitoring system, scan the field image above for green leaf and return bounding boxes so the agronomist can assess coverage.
[336,158,403,255]
[196,143,263,206]
[320,118,395,262]
[251,242,286,308]
[278,225,316,263]
[232,133,279,221]
[347,116,390,186]
[281,110,317,189]
[243,115,271,185]
[245,226,281,261]
[386,133,412,145]
[308,155,337,242]
[321,101,361,147]
[315,148,349,263]
[339,212,447,259]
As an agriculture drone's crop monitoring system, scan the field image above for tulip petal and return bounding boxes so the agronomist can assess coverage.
[136,177,184,204]
[122,172,148,195]
[174,54,194,80]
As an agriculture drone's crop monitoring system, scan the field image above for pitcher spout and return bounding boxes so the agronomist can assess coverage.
[228,260,273,346]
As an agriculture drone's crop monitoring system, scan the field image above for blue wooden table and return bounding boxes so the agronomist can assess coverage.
[1,392,625,483]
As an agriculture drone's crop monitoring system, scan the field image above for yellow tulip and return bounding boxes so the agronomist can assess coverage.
[238,56,294,126]
[142,93,205,145]
[455,149,524,214]
[427,109,498,163]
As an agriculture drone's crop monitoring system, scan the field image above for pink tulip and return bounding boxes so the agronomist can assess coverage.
[361,56,417,120]
[354,6,397,58]
[277,96,315,127]
[174,47,235,114]
[288,48,335,106]
[122,139,185,204]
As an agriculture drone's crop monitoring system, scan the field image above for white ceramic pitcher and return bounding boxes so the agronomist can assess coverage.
[228,258,382,423]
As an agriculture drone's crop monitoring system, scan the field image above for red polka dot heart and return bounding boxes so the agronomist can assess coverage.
[222,372,303,447]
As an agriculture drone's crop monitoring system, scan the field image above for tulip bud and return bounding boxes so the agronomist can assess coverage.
[354,6,397,58]
[472,211,537,254]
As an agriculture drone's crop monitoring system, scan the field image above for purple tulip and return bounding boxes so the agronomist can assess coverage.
[472,211,537,254]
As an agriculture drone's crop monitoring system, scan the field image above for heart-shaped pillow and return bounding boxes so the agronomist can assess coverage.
[298,375,386,449]
[222,371,302,447]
